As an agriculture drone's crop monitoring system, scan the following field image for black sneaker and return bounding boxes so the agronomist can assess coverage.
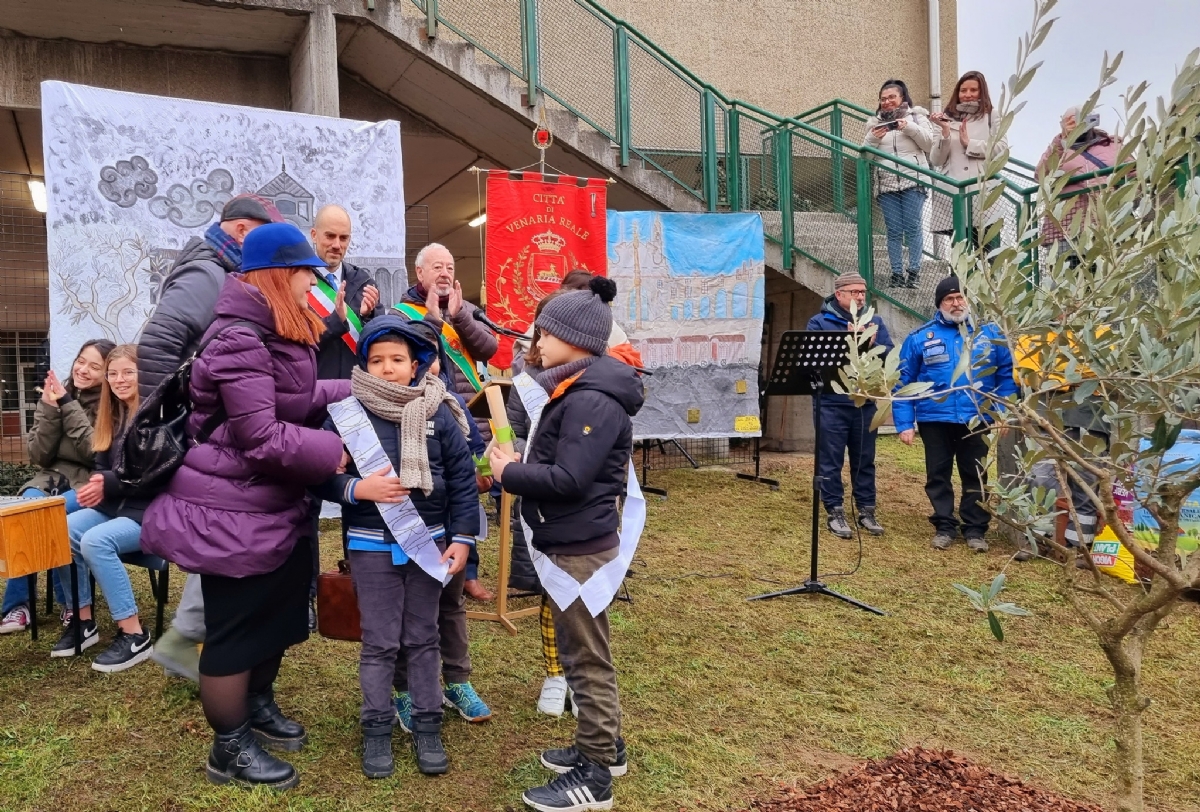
[522,760,613,812]
[540,739,627,777]
[91,629,153,673]
[50,619,99,658]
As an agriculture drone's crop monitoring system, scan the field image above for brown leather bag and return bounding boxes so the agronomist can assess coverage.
[316,559,362,642]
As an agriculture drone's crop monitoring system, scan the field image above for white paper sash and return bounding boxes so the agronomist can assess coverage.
[512,371,647,616]
[328,397,451,585]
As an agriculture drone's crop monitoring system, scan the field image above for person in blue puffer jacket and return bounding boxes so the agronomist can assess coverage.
[894,276,1016,552]
[806,272,894,539]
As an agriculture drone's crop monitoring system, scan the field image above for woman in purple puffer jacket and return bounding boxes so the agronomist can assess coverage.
[142,223,350,791]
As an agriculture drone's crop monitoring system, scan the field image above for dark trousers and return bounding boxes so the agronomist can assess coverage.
[550,547,622,766]
[394,568,471,690]
[816,403,878,510]
[918,421,990,537]
[350,550,444,728]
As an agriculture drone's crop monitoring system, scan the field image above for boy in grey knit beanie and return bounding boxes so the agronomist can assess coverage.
[487,275,644,809]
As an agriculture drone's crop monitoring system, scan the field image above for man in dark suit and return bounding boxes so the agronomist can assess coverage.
[311,204,385,379]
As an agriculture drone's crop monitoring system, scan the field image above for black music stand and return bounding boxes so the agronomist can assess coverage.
[747,330,885,615]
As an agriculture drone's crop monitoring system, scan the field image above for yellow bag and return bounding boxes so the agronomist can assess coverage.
[1090,525,1137,584]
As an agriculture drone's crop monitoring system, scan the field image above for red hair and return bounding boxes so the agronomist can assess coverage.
[241,268,325,345]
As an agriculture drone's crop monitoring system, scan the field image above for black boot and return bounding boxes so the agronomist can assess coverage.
[361,723,395,779]
[248,687,307,752]
[206,720,299,790]
[411,714,448,775]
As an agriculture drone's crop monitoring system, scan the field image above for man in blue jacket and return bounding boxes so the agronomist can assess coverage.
[894,276,1016,552]
[807,272,894,538]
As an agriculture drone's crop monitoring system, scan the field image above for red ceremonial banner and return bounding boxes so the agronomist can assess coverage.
[485,172,608,369]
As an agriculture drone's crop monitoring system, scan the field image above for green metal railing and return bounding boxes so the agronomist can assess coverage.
[407,0,1144,321]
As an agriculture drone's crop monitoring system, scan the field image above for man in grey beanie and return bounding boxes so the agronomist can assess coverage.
[487,276,644,812]
[807,272,894,538]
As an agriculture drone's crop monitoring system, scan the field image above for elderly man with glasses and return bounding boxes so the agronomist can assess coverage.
[894,276,1016,552]
[807,272,894,539]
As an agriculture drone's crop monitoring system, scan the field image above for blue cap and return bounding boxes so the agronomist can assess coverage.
[240,222,326,272]
[357,315,439,380]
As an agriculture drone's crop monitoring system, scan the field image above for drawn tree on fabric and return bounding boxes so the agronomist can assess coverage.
[55,232,154,342]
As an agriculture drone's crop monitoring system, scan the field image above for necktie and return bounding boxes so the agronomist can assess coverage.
[326,272,338,289]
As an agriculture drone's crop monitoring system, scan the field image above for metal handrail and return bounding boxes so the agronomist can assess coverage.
[407,0,1135,321]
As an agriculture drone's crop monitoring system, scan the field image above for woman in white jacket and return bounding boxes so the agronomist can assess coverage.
[864,79,935,289]
[929,71,1009,254]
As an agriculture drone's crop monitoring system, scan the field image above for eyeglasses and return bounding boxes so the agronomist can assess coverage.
[106,370,137,381]
[843,288,868,296]
[941,294,967,305]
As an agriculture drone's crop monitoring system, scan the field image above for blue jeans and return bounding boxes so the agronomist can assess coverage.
[1,489,81,613]
[816,403,878,510]
[878,187,926,276]
[55,509,144,622]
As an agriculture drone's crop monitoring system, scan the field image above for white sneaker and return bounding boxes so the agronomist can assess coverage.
[0,605,31,634]
[537,676,569,716]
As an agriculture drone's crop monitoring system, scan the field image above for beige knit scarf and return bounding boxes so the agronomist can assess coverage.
[349,366,473,495]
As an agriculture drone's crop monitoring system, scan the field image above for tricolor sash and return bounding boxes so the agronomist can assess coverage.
[327,397,450,585]
[309,276,363,353]
[512,371,647,616]
[393,302,484,392]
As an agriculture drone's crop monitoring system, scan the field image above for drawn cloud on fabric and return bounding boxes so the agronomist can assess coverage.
[148,169,236,228]
[97,156,158,207]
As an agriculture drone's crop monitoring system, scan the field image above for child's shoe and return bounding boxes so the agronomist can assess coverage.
[361,723,394,779]
[522,758,613,811]
[540,738,627,777]
[537,675,569,716]
[394,691,412,732]
[443,682,492,722]
[410,716,448,775]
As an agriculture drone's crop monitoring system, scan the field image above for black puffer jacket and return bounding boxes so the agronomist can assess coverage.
[137,236,237,399]
[502,356,645,554]
[315,403,479,543]
[95,441,154,524]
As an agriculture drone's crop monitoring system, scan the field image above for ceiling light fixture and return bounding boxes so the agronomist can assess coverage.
[28,179,47,214]
[468,213,486,228]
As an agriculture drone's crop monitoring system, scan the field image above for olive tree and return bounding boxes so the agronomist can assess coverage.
[840,4,1200,810]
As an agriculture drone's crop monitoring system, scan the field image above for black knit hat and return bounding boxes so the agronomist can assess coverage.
[536,276,617,356]
[934,275,962,309]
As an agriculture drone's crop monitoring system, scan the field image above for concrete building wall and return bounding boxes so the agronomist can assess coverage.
[598,0,959,116]
[762,269,823,452]
[0,31,289,111]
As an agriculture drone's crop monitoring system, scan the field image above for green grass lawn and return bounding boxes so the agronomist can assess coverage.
[2,437,1199,812]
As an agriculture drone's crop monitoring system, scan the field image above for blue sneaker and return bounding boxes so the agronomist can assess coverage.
[443,682,492,722]
[393,691,412,733]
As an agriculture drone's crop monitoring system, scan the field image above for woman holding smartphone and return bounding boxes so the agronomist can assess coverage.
[864,79,935,289]
[929,71,1009,254]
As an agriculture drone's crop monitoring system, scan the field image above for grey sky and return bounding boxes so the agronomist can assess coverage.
[957,0,1197,164]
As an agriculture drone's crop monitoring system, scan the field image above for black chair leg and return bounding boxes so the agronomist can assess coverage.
[45,571,54,615]
[71,564,81,655]
[26,574,38,642]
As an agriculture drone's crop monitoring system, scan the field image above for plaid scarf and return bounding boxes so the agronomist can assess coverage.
[350,367,472,495]
[203,222,243,271]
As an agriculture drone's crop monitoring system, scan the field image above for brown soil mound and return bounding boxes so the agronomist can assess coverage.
[747,747,1104,812]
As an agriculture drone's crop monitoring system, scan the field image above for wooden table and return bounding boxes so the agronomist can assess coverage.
[0,495,79,646]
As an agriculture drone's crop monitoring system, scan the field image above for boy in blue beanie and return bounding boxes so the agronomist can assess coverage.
[316,315,478,779]
[489,277,644,812]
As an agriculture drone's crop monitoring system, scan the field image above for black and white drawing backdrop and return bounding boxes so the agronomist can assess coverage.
[41,81,405,372]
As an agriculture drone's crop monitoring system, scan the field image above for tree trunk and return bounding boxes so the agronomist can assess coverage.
[1103,641,1147,812]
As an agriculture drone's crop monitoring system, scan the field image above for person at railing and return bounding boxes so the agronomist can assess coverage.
[930,71,1009,255]
[864,79,935,289]
[0,339,114,636]
[1036,106,1123,268]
